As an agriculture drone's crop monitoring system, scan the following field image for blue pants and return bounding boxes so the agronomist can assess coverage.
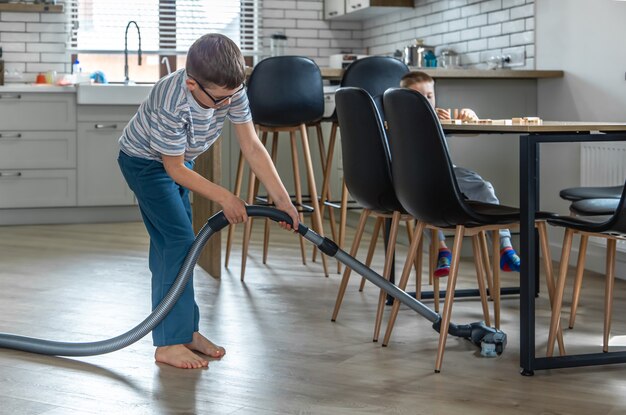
[118,151,199,346]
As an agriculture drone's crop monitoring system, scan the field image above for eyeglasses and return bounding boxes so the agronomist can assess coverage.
[188,75,245,106]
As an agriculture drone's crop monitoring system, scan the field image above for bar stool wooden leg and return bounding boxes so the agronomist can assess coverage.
[299,124,329,277]
[547,228,574,357]
[289,130,307,265]
[434,225,465,373]
[262,132,280,264]
[472,234,491,327]
[359,216,382,292]
[338,178,349,274]
[604,238,616,352]
[225,148,245,268]
[331,209,371,322]
[405,219,423,286]
[382,221,426,346]
[240,167,258,281]
[373,210,401,342]
[569,234,589,329]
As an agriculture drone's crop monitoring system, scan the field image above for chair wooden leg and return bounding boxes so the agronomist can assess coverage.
[472,234,491,327]
[547,228,574,357]
[338,178,348,274]
[406,220,423,299]
[289,130,307,266]
[537,221,565,355]
[262,132,279,265]
[604,238,616,352]
[479,231,494,300]
[383,221,427,346]
[431,229,440,313]
[373,211,401,342]
[434,225,465,373]
[299,124,329,276]
[331,209,371,322]
[225,148,245,268]
[569,234,589,329]
[359,217,382,292]
[492,230,501,329]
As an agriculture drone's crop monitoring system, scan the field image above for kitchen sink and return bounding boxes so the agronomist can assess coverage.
[76,83,153,105]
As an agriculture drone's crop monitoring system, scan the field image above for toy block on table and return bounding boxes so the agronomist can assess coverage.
[512,116,543,125]
[477,119,493,124]
[440,119,463,125]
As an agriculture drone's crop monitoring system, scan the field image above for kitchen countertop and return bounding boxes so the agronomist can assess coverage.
[314,67,564,80]
[0,84,76,93]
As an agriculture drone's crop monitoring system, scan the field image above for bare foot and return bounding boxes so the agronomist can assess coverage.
[185,332,226,359]
[155,344,209,369]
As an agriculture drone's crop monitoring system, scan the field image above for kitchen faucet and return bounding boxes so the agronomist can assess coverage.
[124,21,142,85]
[161,56,172,75]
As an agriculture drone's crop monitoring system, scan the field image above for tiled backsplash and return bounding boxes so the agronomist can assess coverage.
[0,10,69,82]
[262,0,534,69]
[362,0,535,69]
[0,0,535,83]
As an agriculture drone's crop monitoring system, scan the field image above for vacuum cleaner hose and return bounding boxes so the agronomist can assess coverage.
[0,206,504,357]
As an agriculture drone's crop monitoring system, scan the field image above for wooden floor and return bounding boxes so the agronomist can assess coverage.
[1,219,626,414]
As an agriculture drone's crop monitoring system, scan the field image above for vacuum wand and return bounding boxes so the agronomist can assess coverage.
[0,206,506,358]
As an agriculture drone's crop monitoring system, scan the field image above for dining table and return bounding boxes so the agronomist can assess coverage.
[442,120,626,375]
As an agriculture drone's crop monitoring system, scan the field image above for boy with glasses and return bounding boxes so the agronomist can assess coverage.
[118,34,299,369]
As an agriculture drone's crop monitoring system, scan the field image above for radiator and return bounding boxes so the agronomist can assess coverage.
[580,142,626,252]
[580,142,626,186]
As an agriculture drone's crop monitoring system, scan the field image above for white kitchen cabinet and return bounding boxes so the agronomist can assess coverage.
[0,169,76,208]
[325,0,412,20]
[77,106,137,206]
[324,0,345,19]
[0,91,77,208]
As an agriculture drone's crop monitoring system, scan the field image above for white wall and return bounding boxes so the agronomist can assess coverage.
[536,0,626,275]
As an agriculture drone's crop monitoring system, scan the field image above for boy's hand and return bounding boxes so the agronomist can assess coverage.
[221,193,248,225]
[459,108,478,122]
[436,108,450,120]
[275,200,300,232]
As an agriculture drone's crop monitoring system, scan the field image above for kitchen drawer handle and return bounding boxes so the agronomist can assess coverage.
[0,94,22,100]
[94,124,118,129]
[0,171,22,177]
[0,133,22,139]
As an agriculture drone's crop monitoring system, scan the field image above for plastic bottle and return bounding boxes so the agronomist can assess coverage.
[72,59,80,75]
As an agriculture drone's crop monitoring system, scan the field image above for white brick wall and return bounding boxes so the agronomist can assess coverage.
[362,0,535,68]
[0,7,69,83]
[0,0,535,83]
[261,0,364,67]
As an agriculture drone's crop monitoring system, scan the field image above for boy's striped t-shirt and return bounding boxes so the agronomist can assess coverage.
[119,68,251,162]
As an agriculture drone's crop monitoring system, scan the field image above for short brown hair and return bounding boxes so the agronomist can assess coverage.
[185,33,246,89]
[400,71,434,88]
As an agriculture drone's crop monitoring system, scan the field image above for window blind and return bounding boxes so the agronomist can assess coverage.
[66,0,261,55]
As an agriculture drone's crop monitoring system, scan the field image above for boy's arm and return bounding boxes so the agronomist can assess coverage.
[233,121,300,231]
[161,154,248,225]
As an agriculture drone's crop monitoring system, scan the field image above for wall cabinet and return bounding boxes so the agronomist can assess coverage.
[77,106,137,206]
[0,92,77,208]
[325,0,412,20]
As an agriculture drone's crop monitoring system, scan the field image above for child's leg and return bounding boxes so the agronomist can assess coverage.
[118,153,222,367]
[434,230,451,277]
[453,166,499,205]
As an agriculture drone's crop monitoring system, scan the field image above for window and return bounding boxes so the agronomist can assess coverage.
[67,0,261,83]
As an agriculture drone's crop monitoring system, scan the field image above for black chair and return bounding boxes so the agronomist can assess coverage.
[331,87,432,342]
[382,87,558,372]
[559,185,623,201]
[227,56,328,280]
[317,57,410,272]
[548,196,621,340]
[546,187,626,356]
